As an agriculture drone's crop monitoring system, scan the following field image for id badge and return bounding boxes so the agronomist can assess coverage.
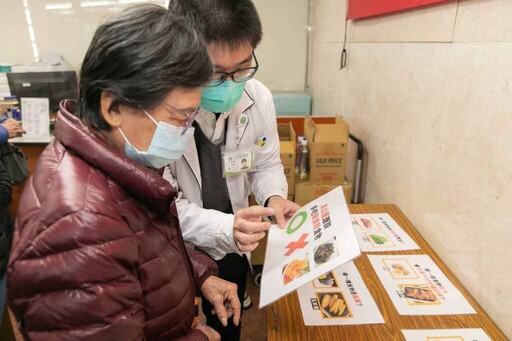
[221,146,255,177]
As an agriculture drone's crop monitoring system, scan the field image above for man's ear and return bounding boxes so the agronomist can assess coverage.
[100,91,122,128]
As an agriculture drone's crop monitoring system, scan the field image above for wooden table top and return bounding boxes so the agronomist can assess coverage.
[266,204,508,341]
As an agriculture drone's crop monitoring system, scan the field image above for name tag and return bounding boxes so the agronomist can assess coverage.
[222,147,254,177]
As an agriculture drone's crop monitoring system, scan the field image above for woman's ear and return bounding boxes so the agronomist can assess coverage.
[100,91,122,128]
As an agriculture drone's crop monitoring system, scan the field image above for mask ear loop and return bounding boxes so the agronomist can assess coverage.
[141,108,160,126]
[118,127,136,148]
[118,107,159,152]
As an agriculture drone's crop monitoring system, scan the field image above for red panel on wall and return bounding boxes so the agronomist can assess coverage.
[347,0,453,20]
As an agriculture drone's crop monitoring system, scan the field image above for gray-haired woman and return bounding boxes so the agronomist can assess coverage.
[7,4,238,340]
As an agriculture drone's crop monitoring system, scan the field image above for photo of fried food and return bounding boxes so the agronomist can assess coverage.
[313,271,338,288]
[392,263,410,276]
[282,257,310,285]
[402,285,438,303]
[316,292,352,318]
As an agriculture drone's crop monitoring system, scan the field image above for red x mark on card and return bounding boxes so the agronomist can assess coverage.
[284,233,309,256]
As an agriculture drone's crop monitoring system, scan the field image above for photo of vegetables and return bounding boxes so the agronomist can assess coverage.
[365,232,393,247]
[316,291,353,318]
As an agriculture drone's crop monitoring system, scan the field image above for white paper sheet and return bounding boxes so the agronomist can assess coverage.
[21,97,50,137]
[368,255,476,315]
[297,261,384,326]
[259,186,361,308]
[351,213,419,252]
[402,328,491,341]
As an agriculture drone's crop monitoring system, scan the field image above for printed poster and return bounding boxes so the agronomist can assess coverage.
[259,186,361,308]
[402,328,491,341]
[369,255,476,315]
[297,261,384,326]
[351,213,419,252]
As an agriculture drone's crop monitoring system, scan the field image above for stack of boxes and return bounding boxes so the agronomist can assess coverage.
[278,116,352,206]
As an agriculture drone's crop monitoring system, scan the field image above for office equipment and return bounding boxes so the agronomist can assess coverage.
[21,98,50,137]
[7,71,78,112]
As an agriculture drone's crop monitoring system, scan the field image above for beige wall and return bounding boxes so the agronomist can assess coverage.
[309,0,512,337]
[0,0,308,92]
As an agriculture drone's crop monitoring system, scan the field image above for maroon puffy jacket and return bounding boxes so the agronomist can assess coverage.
[7,101,217,340]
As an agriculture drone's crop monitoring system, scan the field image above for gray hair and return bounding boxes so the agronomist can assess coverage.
[77,4,213,130]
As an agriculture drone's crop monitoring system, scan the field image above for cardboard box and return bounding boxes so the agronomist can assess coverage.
[278,123,296,195]
[303,116,349,184]
[294,177,352,207]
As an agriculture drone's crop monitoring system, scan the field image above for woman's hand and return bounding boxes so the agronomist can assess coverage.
[200,276,241,327]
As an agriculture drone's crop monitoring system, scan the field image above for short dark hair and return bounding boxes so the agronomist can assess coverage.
[77,4,213,130]
[169,0,262,49]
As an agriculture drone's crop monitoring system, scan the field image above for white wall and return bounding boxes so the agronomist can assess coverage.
[0,0,308,92]
[309,0,512,337]
[254,0,308,91]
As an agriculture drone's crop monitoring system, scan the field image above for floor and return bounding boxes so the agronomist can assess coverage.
[6,267,267,341]
[241,266,267,341]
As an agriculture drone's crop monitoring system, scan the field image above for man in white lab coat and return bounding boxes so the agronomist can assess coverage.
[165,0,300,339]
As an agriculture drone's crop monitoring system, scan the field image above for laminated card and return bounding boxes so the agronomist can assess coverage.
[297,261,384,326]
[259,186,360,308]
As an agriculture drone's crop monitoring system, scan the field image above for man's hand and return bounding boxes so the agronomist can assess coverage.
[201,276,241,328]
[2,118,25,138]
[267,196,301,229]
[233,206,274,252]
[194,321,220,341]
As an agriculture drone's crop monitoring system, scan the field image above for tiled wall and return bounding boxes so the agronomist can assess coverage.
[309,0,512,337]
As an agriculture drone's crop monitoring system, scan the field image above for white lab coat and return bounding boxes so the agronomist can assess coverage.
[163,79,287,260]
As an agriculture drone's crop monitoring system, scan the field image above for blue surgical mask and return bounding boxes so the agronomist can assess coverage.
[118,109,194,169]
[200,81,246,113]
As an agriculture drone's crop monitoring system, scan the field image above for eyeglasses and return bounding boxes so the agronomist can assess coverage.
[180,107,199,135]
[141,104,199,135]
[207,52,259,87]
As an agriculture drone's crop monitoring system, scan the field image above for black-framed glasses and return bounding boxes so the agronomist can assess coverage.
[207,52,259,86]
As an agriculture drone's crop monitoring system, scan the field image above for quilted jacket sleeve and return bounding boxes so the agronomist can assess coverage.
[7,210,146,341]
[186,247,218,289]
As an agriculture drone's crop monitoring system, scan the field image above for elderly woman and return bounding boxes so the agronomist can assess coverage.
[7,5,239,341]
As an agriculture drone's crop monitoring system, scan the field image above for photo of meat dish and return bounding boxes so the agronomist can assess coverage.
[403,286,437,302]
[361,217,373,228]
[314,239,338,266]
